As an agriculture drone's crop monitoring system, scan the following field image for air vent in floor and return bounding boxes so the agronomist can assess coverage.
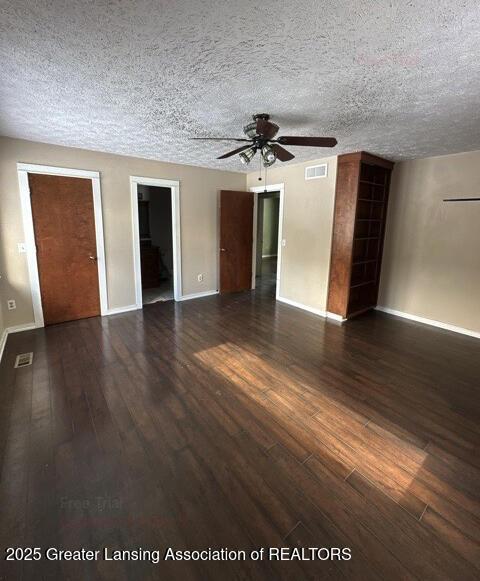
[14,352,34,368]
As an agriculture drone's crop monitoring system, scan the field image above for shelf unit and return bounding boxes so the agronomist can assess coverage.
[327,152,394,319]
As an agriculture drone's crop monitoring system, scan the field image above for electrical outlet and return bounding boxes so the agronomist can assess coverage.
[17,242,27,253]
[7,299,16,310]
[197,273,204,282]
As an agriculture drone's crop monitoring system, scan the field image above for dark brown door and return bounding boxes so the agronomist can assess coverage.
[219,190,254,293]
[29,174,101,325]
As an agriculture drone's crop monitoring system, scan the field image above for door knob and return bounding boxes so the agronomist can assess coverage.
[220,248,227,252]
[89,255,97,262]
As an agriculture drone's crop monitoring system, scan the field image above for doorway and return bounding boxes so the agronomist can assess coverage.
[218,185,284,298]
[131,176,182,307]
[18,163,108,327]
[251,183,284,299]
[255,191,280,294]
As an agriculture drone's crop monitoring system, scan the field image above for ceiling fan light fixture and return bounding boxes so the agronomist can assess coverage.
[243,121,258,139]
[209,113,336,164]
[239,146,256,165]
[261,145,276,166]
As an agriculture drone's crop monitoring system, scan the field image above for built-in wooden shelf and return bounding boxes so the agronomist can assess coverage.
[327,151,394,320]
[359,180,386,187]
[353,259,378,266]
[350,279,376,289]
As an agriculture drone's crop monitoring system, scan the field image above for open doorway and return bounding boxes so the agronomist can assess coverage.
[138,185,173,303]
[255,190,280,294]
[131,176,182,307]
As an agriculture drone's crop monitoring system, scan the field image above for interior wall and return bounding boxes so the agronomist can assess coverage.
[0,136,246,329]
[248,156,337,312]
[262,196,280,256]
[379,149,480,334]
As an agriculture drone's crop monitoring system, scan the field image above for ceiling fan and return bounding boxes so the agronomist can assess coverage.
[192,113,337,167]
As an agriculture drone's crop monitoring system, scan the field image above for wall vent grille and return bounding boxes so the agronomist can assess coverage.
[14,352,33,368]
[305,163,328,180]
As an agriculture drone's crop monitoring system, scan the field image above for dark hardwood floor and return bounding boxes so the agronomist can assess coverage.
[1,278,479,580]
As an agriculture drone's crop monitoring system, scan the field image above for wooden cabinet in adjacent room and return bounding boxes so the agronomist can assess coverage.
[327,151,394,320]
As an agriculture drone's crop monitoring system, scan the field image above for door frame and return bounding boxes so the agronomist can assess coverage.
[250,183,285,300]
[130,176,182,306]
[17,163,108,328]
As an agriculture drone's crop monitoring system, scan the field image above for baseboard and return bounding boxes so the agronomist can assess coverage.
[326,311,347,322]
[376,306,480,340]
[105,304,139,316]
[0,322,38,364]
[7,323,38,333]
[276,296,327,318]
[178,290,219,301]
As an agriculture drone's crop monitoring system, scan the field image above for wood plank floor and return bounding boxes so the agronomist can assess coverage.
[1,281,479,580]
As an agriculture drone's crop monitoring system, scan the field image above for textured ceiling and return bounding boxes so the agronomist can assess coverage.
[1,1,480,172]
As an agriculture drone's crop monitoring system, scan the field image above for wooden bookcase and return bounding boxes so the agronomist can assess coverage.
[327,152,394,319]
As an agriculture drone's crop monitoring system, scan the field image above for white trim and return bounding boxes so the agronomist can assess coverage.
[326,312,347,322]
[178,290,218,301]
[6,323,37,334]
[105,304,139,316]
[91,177,108,316]
[0,323,38,364]
[17,163,99,179]
[375,306,480,340]
[130,176,182,306]
[18,170,44,327]
[277,296,327,318]
[17,163,108,328]
[262,254,278,258]
[250,183,285,301]
[0,329,7,363]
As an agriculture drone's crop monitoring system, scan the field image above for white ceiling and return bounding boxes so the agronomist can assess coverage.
[1,1,479,172]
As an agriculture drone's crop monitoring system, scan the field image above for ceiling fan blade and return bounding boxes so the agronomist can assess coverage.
[191,137,251,142]
[272,144,295,162]
[256,118,279,140]
[217,144,253,159]
[277,136,337,147]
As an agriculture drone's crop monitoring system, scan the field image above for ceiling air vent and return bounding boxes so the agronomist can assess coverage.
[14,352,33,368]
[305,163,328,180]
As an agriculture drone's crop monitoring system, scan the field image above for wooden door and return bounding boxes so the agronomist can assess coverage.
[255,196,265,276]
[219,190,254,293]
[29,174,101,325]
